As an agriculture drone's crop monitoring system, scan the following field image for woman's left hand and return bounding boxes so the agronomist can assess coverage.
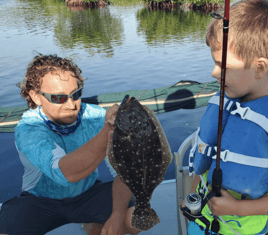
[209,189,240,216]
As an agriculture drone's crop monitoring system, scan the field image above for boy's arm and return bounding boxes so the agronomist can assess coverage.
[209,189,268,216]
[237,195,268,216]
[189,174,201,194]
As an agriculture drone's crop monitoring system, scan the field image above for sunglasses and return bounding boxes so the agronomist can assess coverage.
[38,86,83,104]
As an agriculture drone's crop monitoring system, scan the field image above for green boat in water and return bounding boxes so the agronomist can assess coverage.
[0,80,219,132]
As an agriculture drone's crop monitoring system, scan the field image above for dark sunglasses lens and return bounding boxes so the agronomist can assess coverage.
[51,95,68,104]
[73,89,82,100]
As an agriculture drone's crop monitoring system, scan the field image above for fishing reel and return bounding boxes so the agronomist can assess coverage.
[180,169,223,234]
[180,191,218,235]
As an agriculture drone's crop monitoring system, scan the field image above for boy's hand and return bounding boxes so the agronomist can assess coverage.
[209,189,239,216]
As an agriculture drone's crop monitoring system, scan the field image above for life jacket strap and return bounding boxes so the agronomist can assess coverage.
[231,102,268,133]
[209,95,268,132]
[212,148,268,168]
[208,95,236,111]
[189,128,200,176]
[195,135,268,168]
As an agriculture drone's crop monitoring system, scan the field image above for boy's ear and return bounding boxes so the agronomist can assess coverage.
[29,90,42,106]
[255,57,268,79]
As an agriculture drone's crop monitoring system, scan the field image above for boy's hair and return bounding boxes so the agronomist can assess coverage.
[206,0,268,69]
[17,54,84,109]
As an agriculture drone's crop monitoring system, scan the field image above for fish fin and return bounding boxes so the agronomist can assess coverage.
[131,206,160,231]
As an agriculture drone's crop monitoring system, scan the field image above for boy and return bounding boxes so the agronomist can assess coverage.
[182,0,268,234]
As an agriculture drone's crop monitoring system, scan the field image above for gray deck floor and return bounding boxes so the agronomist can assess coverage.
[45,180,178,235]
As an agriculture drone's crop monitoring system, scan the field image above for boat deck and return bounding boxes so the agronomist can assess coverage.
[44,180,178,235]
[0,180,178,235]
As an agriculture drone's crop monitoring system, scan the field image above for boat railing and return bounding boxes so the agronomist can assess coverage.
[175,131,196,235]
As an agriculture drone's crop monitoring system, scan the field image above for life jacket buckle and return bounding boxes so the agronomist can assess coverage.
[221,150,229,162]
[231,102,250,120]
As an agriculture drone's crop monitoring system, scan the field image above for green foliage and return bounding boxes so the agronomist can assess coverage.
[54,8,124,57]
[136,8,212,45]
[83,0,99,2]
[109,0,141,6]
[142,0,225,6]
[13,0,124,57]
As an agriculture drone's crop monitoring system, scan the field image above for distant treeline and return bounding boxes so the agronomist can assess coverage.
[65,0,142,6]
[142,0,224,6]
[65,0,108,6]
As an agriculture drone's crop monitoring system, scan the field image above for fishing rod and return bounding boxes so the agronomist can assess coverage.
[201,3,230,231]
[210,0,230,197]
[201,1,231,230]
[180,1,230,234]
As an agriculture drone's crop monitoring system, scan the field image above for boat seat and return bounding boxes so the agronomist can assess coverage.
[175,131,268,235]
[175,131,196,235]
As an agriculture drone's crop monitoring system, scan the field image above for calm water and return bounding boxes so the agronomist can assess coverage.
[0,0,226,182]
[0,0,218,107]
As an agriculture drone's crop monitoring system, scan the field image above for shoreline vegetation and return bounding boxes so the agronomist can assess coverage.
[145,1,223,12]
[65,0,109,7]
[65,0,224,12]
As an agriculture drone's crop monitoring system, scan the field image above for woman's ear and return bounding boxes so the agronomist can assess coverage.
[29,90,42,106]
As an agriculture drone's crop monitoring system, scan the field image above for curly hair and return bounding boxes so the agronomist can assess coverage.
[17,54,85,109]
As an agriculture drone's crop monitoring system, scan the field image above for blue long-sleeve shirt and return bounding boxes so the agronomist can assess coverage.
[15,103,116,199]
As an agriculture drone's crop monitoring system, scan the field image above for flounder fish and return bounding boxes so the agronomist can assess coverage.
[107,95,173,231]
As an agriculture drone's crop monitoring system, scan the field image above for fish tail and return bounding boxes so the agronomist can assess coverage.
[131,206,160,231]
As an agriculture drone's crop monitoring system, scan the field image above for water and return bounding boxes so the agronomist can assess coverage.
[0,0,220,185]
[0,0,218,107]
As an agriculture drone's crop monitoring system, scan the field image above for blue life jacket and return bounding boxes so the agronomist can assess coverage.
[190,92,268,199]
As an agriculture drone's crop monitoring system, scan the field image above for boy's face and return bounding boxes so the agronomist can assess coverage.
[35,70,81,125]
[211,48,259,102]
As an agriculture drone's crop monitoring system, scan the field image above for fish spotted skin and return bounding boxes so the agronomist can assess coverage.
[107,95,172,231]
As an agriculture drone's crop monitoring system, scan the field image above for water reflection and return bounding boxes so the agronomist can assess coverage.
[136,7,216,46]
[66,0,108,10]
[1,0,124,58]
[54,5,123,57]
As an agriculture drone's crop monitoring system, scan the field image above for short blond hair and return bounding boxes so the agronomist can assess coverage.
[206,0,268,69]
